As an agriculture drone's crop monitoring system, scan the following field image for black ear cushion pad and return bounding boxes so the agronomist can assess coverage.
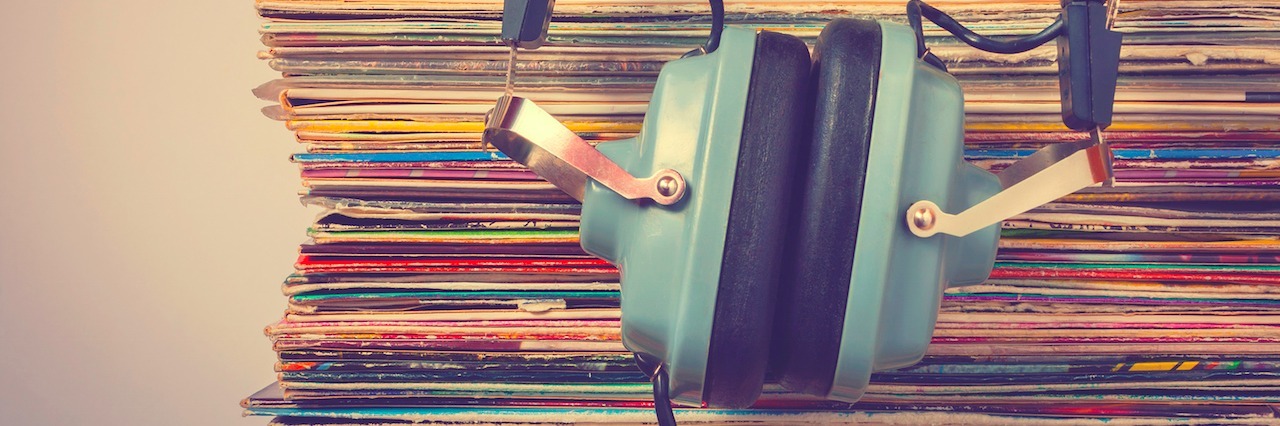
[770,18,882,397]
[703,30,815,409]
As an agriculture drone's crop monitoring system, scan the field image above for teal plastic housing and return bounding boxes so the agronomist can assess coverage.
[579,22,1001,406]
[825,21,1001,402]
[580,26,758,406]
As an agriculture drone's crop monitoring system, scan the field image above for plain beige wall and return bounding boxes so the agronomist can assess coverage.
[0,2,311,424]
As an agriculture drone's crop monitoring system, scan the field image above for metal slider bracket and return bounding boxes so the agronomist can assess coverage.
[482,95,687,206]
[907,133,1113,238]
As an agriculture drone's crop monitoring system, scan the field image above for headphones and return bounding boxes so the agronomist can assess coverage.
[487,0,1121,422]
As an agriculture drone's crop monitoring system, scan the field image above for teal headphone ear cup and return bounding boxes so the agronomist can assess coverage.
[771,18,882,397]
[701,29,815,409]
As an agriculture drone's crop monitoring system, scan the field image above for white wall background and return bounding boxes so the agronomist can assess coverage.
[0,2,309,424]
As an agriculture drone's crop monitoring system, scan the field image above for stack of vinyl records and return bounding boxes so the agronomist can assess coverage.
[243,0,1280,424]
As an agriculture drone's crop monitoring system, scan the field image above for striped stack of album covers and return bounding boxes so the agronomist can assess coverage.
[243,0,1280,424]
